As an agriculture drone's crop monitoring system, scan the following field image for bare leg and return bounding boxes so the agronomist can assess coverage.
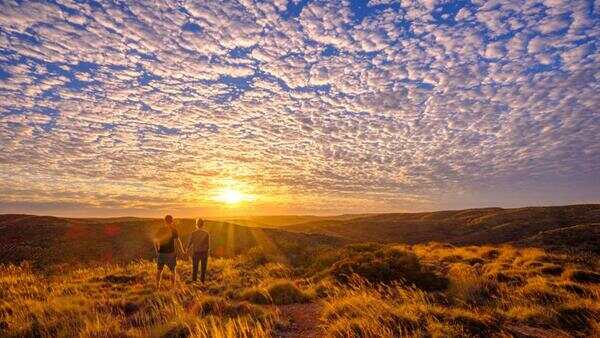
[156,266,164,289]
[171,267,177,287]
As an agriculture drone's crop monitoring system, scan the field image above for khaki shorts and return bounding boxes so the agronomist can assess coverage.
[157,253,176,270]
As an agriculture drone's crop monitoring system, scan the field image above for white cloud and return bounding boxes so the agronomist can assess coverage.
[0,0,598,214]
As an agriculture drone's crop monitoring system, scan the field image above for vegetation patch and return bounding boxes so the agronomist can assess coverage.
[326,244,448,291]
[1,241,599,337]
[564,269,600,284]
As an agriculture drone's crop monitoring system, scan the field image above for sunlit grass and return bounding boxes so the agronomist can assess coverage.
[1,243,599,337]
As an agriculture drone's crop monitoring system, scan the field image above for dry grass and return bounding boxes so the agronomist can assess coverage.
[319,243,600,337]
[1,243,599,337]
[0,258,285,337]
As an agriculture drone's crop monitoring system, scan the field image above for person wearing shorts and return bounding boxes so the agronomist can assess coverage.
[154,214,185,288]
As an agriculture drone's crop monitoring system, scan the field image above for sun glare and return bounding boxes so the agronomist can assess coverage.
[215,188,250,205]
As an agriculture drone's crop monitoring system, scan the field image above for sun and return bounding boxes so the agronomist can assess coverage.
[215,188,247,204]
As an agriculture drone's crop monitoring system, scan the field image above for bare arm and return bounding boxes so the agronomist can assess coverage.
[186,233,193,251]
[177,238,186,256]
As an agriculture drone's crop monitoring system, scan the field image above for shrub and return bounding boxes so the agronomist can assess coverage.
[238,280,311,305]
[517,277,564,305]
[159,323,191,338]
[540,264,564,276]
[100,273,144,284]
[553,301,600,333]
[465,257,485,265]
[309,278,339,298]
[485,271,524,285]
[266,280,311,305]
[328,246,448,291]
[564,269,600,284]
[238,287,272,304]
[441,308,494,336]
[557,282,587,296]
[189,296,228,316]
[447,263,497,305]
[244,246,271,266]
[480,248,500,260]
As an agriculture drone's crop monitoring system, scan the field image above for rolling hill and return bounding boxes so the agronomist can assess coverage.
[0,215,345,268]
[1,204,598,268]
[214,214,371,228]
[282,204,600,247]
[1,206,600,337]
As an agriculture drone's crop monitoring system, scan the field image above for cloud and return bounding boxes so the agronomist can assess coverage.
[537,16,570,34]
[483,41,506,59]
[0,0,599,215]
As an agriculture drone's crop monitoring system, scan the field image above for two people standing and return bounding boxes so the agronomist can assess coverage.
[154,215,210,288]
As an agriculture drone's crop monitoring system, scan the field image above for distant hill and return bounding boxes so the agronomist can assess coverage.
[0,215,345,268]
[282,204,600,247]
[517,223,600,254]
[2,204,598,268]
[215,214,370,228]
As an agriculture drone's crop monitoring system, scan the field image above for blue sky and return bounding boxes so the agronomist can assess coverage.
[0,0,599,217]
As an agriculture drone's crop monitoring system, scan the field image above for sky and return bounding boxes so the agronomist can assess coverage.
[0,0,599,218]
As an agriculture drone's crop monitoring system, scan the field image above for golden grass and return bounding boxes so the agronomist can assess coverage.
[1,243,599,337]
[319,243,600,337]
[0,258,283,337]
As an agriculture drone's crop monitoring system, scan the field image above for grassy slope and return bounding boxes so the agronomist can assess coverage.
[215,214,371,228]
[0,215,346,268]
[283,204,600,246]
[2,204,599,268]
[1,243,599,337]
[2,205,599,336]
[517,223,600,254]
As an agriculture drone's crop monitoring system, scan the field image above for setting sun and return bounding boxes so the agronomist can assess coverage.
[215,188,252,205]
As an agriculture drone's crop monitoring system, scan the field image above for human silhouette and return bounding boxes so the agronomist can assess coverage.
[187,218,210,283]
[154,215,185,288]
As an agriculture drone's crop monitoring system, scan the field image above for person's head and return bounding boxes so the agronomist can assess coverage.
[196,218,204,229]
[164,214,174,226]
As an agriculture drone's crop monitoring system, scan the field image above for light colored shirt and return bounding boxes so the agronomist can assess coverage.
[188,229,210,253]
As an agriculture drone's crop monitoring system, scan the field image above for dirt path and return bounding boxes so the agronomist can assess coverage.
[273,302,323,337]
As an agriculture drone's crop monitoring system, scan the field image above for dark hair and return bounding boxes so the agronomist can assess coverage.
[165,215,173,224]
[196,218,204,228]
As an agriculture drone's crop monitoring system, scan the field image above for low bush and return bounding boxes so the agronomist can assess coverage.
[267,280,311,305]
[238,287,272,304]
[238,280,311,305]
[564,269,600,284]
[447,263,498,305]
[540,264,564,276]
[553,301,600,333]
[327,246,448,291]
